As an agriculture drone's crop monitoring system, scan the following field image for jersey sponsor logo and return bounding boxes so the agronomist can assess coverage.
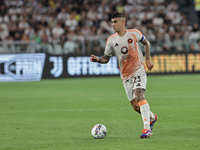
[128,38,133,43]
[115,43,119,47]
[121,46,128,54]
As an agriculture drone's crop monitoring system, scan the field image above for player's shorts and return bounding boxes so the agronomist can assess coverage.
[123,69,147,101]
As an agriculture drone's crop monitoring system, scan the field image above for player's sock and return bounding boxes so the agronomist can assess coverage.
[138,100,150,130]
[149,111,155,122]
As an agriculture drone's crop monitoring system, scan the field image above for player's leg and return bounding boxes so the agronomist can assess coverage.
[130,98,140,114]
[131,90,157,132]
[123,80,141,114]
[123,73,157,137]
[135,88,150,130]
[130,98,155,122]
[134,88,153,138]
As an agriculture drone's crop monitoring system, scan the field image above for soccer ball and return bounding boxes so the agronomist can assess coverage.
[91,124,107,139]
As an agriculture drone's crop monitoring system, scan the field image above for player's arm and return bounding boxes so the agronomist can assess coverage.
[90,54,110,64]
[90,35,112,64]
[141,39,153,71]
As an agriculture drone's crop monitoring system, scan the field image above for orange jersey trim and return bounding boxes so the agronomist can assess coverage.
[127,29,142,36]
[121,33,140,80]
[106,33,117,46]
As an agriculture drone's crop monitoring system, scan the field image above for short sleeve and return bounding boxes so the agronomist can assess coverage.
[133,29,146,42]
[104,38,114,56]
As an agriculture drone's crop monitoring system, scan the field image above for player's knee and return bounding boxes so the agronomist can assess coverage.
[135,95,145,102]
[134,89,145,102]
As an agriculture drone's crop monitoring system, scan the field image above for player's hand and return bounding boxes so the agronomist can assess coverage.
[90,54,99,62]
[146,59,153,71]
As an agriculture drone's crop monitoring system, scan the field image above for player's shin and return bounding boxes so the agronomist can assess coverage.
[138,100,150,130]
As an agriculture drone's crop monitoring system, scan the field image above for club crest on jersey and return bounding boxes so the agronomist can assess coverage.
[121,46,128,54]
[128,38,133,43]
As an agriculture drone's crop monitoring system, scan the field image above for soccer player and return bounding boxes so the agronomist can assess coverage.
[90,12,157,138]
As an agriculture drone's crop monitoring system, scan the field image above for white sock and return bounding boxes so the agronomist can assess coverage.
[139,100,150,130]
[150,111,155,122]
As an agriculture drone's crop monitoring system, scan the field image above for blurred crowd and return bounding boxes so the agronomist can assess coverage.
[0,0,200,55]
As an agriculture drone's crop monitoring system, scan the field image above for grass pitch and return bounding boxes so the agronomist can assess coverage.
[0,74,200,150]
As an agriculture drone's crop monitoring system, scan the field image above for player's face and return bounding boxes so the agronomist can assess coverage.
[111,18,124,33]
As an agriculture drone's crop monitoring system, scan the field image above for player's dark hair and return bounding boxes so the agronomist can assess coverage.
[111,12,126,19]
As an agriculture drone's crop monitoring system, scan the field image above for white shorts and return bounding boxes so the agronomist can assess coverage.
[123,70,147,101]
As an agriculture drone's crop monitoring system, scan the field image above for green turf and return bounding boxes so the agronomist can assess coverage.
[0,74,200,150]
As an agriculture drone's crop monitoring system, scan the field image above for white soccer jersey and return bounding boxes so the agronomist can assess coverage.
[104,29,146,80]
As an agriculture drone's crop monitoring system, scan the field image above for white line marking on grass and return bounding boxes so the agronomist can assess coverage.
[0,105,200,114]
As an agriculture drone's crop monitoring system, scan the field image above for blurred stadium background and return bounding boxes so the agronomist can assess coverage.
[0,0,200,54]
[0,0,199,81]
